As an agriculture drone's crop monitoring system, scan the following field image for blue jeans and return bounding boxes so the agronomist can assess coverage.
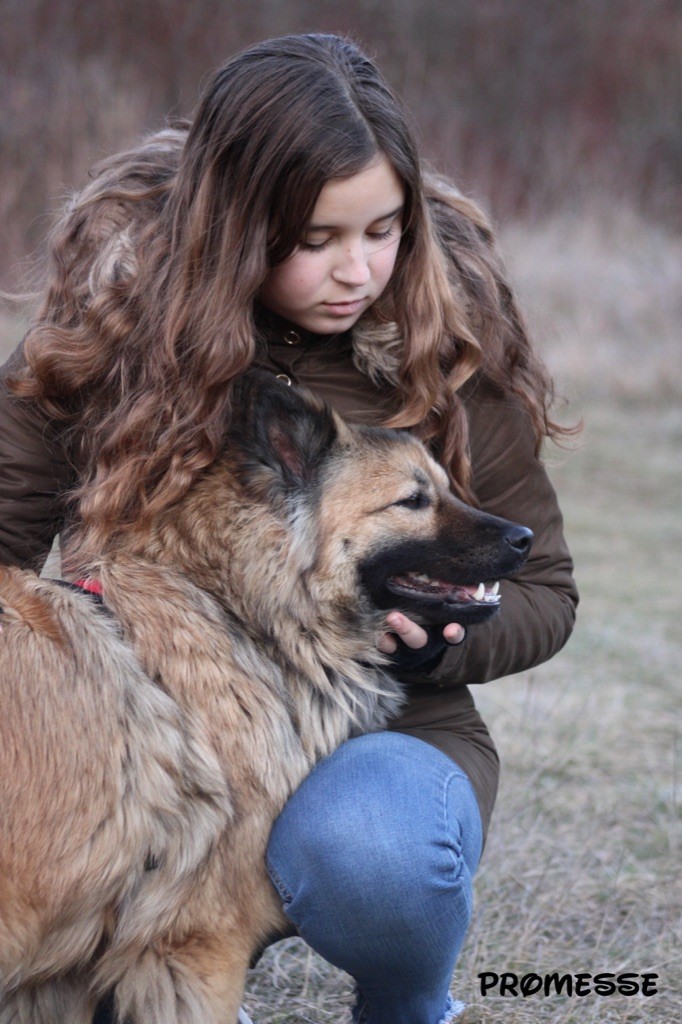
[266,731,483,1024]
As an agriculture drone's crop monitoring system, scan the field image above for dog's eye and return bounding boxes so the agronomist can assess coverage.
[395,491,430,510]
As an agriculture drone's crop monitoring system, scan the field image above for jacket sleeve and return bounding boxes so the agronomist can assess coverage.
[0,345,74,569]
[399,381,579,687]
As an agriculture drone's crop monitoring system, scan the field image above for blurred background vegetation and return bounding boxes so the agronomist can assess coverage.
[2,0,680,277]
[2,2,680,1021]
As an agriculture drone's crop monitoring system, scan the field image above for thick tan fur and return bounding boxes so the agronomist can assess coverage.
[0,378,526,1023]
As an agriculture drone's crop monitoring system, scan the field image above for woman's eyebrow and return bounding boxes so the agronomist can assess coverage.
[308,204,404,231]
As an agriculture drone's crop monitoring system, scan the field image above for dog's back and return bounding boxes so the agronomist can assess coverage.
[0,568,233,1020]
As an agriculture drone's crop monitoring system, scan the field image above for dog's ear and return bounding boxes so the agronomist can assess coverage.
[229,371,338,492]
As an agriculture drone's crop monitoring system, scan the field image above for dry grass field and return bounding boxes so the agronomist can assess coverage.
[1,207,679,1022]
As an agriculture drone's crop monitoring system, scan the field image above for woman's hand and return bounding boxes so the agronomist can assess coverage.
[378,612,465,654]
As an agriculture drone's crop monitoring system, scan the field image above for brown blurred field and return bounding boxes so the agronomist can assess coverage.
[1,1,680,1021]
[2,0,680,284]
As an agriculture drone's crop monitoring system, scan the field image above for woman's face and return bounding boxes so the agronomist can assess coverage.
[260,156,405,334]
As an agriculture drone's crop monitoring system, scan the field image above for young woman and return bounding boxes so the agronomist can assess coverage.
[0,33,578,1024]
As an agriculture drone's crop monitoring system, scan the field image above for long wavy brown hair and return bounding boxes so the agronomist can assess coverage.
[10,33,569,566]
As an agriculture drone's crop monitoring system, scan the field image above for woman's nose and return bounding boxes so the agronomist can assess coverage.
[331,243,372,286]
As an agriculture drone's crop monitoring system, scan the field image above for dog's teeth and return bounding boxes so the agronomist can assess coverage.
[474,583,485,600]
[491,581,500,596]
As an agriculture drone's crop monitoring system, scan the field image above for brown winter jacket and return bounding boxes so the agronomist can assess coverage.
[0,328,578,839]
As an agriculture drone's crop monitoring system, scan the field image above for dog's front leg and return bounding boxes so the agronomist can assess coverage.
[0,974,96,1024]
[112,934,252,1024]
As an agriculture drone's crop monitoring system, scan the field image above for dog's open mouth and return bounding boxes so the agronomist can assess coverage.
[386,572,501,607]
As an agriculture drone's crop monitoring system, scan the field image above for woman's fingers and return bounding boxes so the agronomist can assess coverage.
[378,613,466,653]
[443,623,466,644]
[382,612,428,651]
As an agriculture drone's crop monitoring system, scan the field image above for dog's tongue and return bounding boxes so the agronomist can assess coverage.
[390,574,490,602]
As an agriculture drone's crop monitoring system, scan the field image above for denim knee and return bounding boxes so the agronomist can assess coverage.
[266,732,482,975]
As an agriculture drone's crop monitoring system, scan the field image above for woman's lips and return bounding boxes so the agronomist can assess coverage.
[321,299,366,316]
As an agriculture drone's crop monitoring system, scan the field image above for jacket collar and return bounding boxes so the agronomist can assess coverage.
[254,303,403,386]
[254,305,348,349]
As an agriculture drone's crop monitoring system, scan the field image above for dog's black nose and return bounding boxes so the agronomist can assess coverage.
[504,524,534,556]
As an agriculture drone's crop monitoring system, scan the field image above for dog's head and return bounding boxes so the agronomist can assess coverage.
[225,372,532,627]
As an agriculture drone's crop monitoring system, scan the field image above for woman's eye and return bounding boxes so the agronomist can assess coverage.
[395,491,430,510]
[367,225,397,242]
[300,238,331,251]
[299,222,400,252]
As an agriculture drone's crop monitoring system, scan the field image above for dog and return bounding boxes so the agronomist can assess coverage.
[0,372,531,1023]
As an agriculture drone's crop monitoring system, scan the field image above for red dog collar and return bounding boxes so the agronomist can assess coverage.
[72,578,104,597]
